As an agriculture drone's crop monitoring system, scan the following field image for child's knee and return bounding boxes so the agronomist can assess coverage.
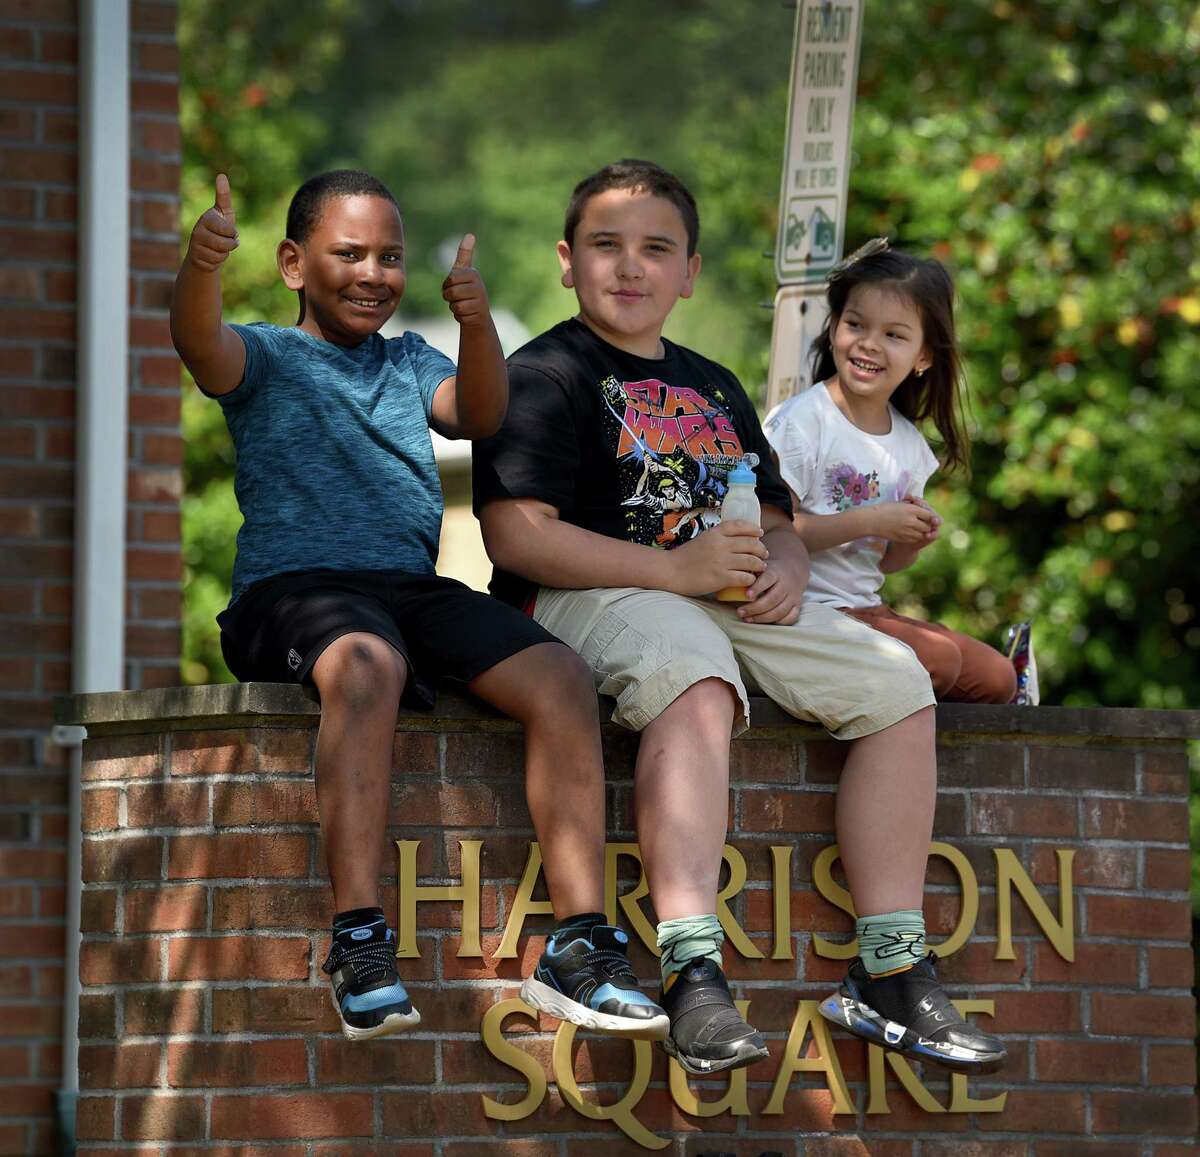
[663,677,739,729]
[918,638,963,697]
[976,654,1018,703]
[314,634,406,714]
[501,641,598,725]
[539,643,597,709]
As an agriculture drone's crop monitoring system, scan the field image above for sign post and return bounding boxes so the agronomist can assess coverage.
[767,0,864,412]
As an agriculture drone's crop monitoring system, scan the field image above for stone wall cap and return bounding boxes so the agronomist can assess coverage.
[56,682,1200,740]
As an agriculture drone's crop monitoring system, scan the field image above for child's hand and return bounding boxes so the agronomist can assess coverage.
[738,557,805,625]
[442,234,491,329]
[868,500,938,544]
[186,174,239,273]
[668,520,768,597]
[903,494,941,546]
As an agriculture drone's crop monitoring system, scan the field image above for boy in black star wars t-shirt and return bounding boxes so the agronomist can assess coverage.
[473,160,1006,1078]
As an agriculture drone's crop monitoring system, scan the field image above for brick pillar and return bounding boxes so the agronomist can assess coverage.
[0,3,181,1153]
[127,0,183,691]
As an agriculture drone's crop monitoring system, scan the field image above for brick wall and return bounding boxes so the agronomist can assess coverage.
[64,687,1198,1153]
[0,3,181,1154]
[125,0,184,694]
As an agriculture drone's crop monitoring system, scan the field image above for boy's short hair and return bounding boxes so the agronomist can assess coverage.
[286,169,400,244]
[564,159,700,256]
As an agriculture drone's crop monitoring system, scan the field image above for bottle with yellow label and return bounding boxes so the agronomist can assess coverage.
[715,456,761,603]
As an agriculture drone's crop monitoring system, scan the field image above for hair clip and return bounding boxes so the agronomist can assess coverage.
[828,236,890,282]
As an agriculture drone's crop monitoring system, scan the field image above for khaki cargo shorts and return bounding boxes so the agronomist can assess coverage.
[532,587,935,739]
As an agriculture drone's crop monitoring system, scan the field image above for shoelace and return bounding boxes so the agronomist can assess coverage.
[322,937,396,989]
[586,947,639,985]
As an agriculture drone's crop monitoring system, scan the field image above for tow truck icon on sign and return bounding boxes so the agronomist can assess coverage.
[784,201,837,270]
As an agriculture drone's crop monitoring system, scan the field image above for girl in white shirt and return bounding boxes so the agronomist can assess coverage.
[765,241,1016,703]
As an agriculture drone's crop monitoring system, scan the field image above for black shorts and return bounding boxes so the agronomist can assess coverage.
[217,568,558,709]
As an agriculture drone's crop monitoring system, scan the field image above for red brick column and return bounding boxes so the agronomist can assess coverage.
[126,0,183,692]
[65,688,1199,1153]
[0,3,181,1153]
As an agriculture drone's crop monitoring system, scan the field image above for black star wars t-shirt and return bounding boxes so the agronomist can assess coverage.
[472,319,792,608]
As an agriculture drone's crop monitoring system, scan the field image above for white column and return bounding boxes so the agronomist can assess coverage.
[63,1,131,1148]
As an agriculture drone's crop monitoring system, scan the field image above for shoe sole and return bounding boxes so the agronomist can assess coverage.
[661,1033,770,1076]
[818,991,1007,1074]
[521,977,670,1040]
[330,988,421,1041]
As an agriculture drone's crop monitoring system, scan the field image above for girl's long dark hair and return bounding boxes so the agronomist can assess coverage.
[809,245,969,473]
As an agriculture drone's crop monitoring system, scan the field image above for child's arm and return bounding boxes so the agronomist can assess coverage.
[169,174,246,396]
[767,426,937,553]
[738,504,810,625]
[479,498,768,598]
[880,496,941,573]
[429,234,507,439]
[792,499,937,554]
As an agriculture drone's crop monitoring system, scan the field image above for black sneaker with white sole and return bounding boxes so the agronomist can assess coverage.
[322,920,420,1041]
[658,956,770,1075]
[520,923,669,1040]
[819,953,1007,1074]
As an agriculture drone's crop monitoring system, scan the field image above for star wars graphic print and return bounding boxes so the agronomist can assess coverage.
[598,374,748,548]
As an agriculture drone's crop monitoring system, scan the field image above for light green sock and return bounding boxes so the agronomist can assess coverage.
[657,914,724,988]
[855,909,926,977]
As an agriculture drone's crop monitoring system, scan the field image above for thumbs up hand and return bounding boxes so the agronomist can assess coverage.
[441,233,491,328]
[186,173,240,272]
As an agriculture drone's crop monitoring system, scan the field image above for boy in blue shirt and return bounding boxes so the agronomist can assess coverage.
[171,169,669,1043]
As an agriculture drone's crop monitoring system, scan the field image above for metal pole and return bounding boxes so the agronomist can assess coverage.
[63,1,131,1149]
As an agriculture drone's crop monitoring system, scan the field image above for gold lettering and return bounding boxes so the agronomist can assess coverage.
[605,843,659,955]
[762,999,854,1115]
[948,1001,1007,1112]
[866,1047,945,1114]
[395,839,481,958]
[668,999,753,1118]
[927,841,980,958]
[496,842,554,959]
[771,844,794,959]
[479,998,546,1121]
[810,843,857,960]
[717,844,762,959]
[552,1021,667,1149]
[994,847,1075,961]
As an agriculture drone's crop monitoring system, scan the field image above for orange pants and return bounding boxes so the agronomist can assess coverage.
[841,604,1017,704]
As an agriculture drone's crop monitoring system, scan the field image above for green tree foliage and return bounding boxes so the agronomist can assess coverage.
[850,2,1200,717]
[180,0,1199,728]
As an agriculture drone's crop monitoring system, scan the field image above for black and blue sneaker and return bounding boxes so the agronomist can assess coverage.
[520,923,670,1040]
[659,956,770,1075]
[819,953,1007,1074]
[322,919,420,1041]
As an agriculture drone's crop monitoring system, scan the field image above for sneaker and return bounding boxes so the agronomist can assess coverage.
[819,954,1007,1074]
[1003,620,1039,706]
[520,924,669,1040]
[658,956,770,1075]
[322,921,420,1041]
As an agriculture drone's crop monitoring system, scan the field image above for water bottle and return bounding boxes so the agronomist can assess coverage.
[715,455,761,603]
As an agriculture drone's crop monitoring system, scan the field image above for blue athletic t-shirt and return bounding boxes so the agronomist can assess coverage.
[219,323,456,605]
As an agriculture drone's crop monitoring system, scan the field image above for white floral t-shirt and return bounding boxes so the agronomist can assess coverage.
[763,382,939,608]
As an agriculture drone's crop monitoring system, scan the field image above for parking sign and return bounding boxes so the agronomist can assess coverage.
[775,1,864,285]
